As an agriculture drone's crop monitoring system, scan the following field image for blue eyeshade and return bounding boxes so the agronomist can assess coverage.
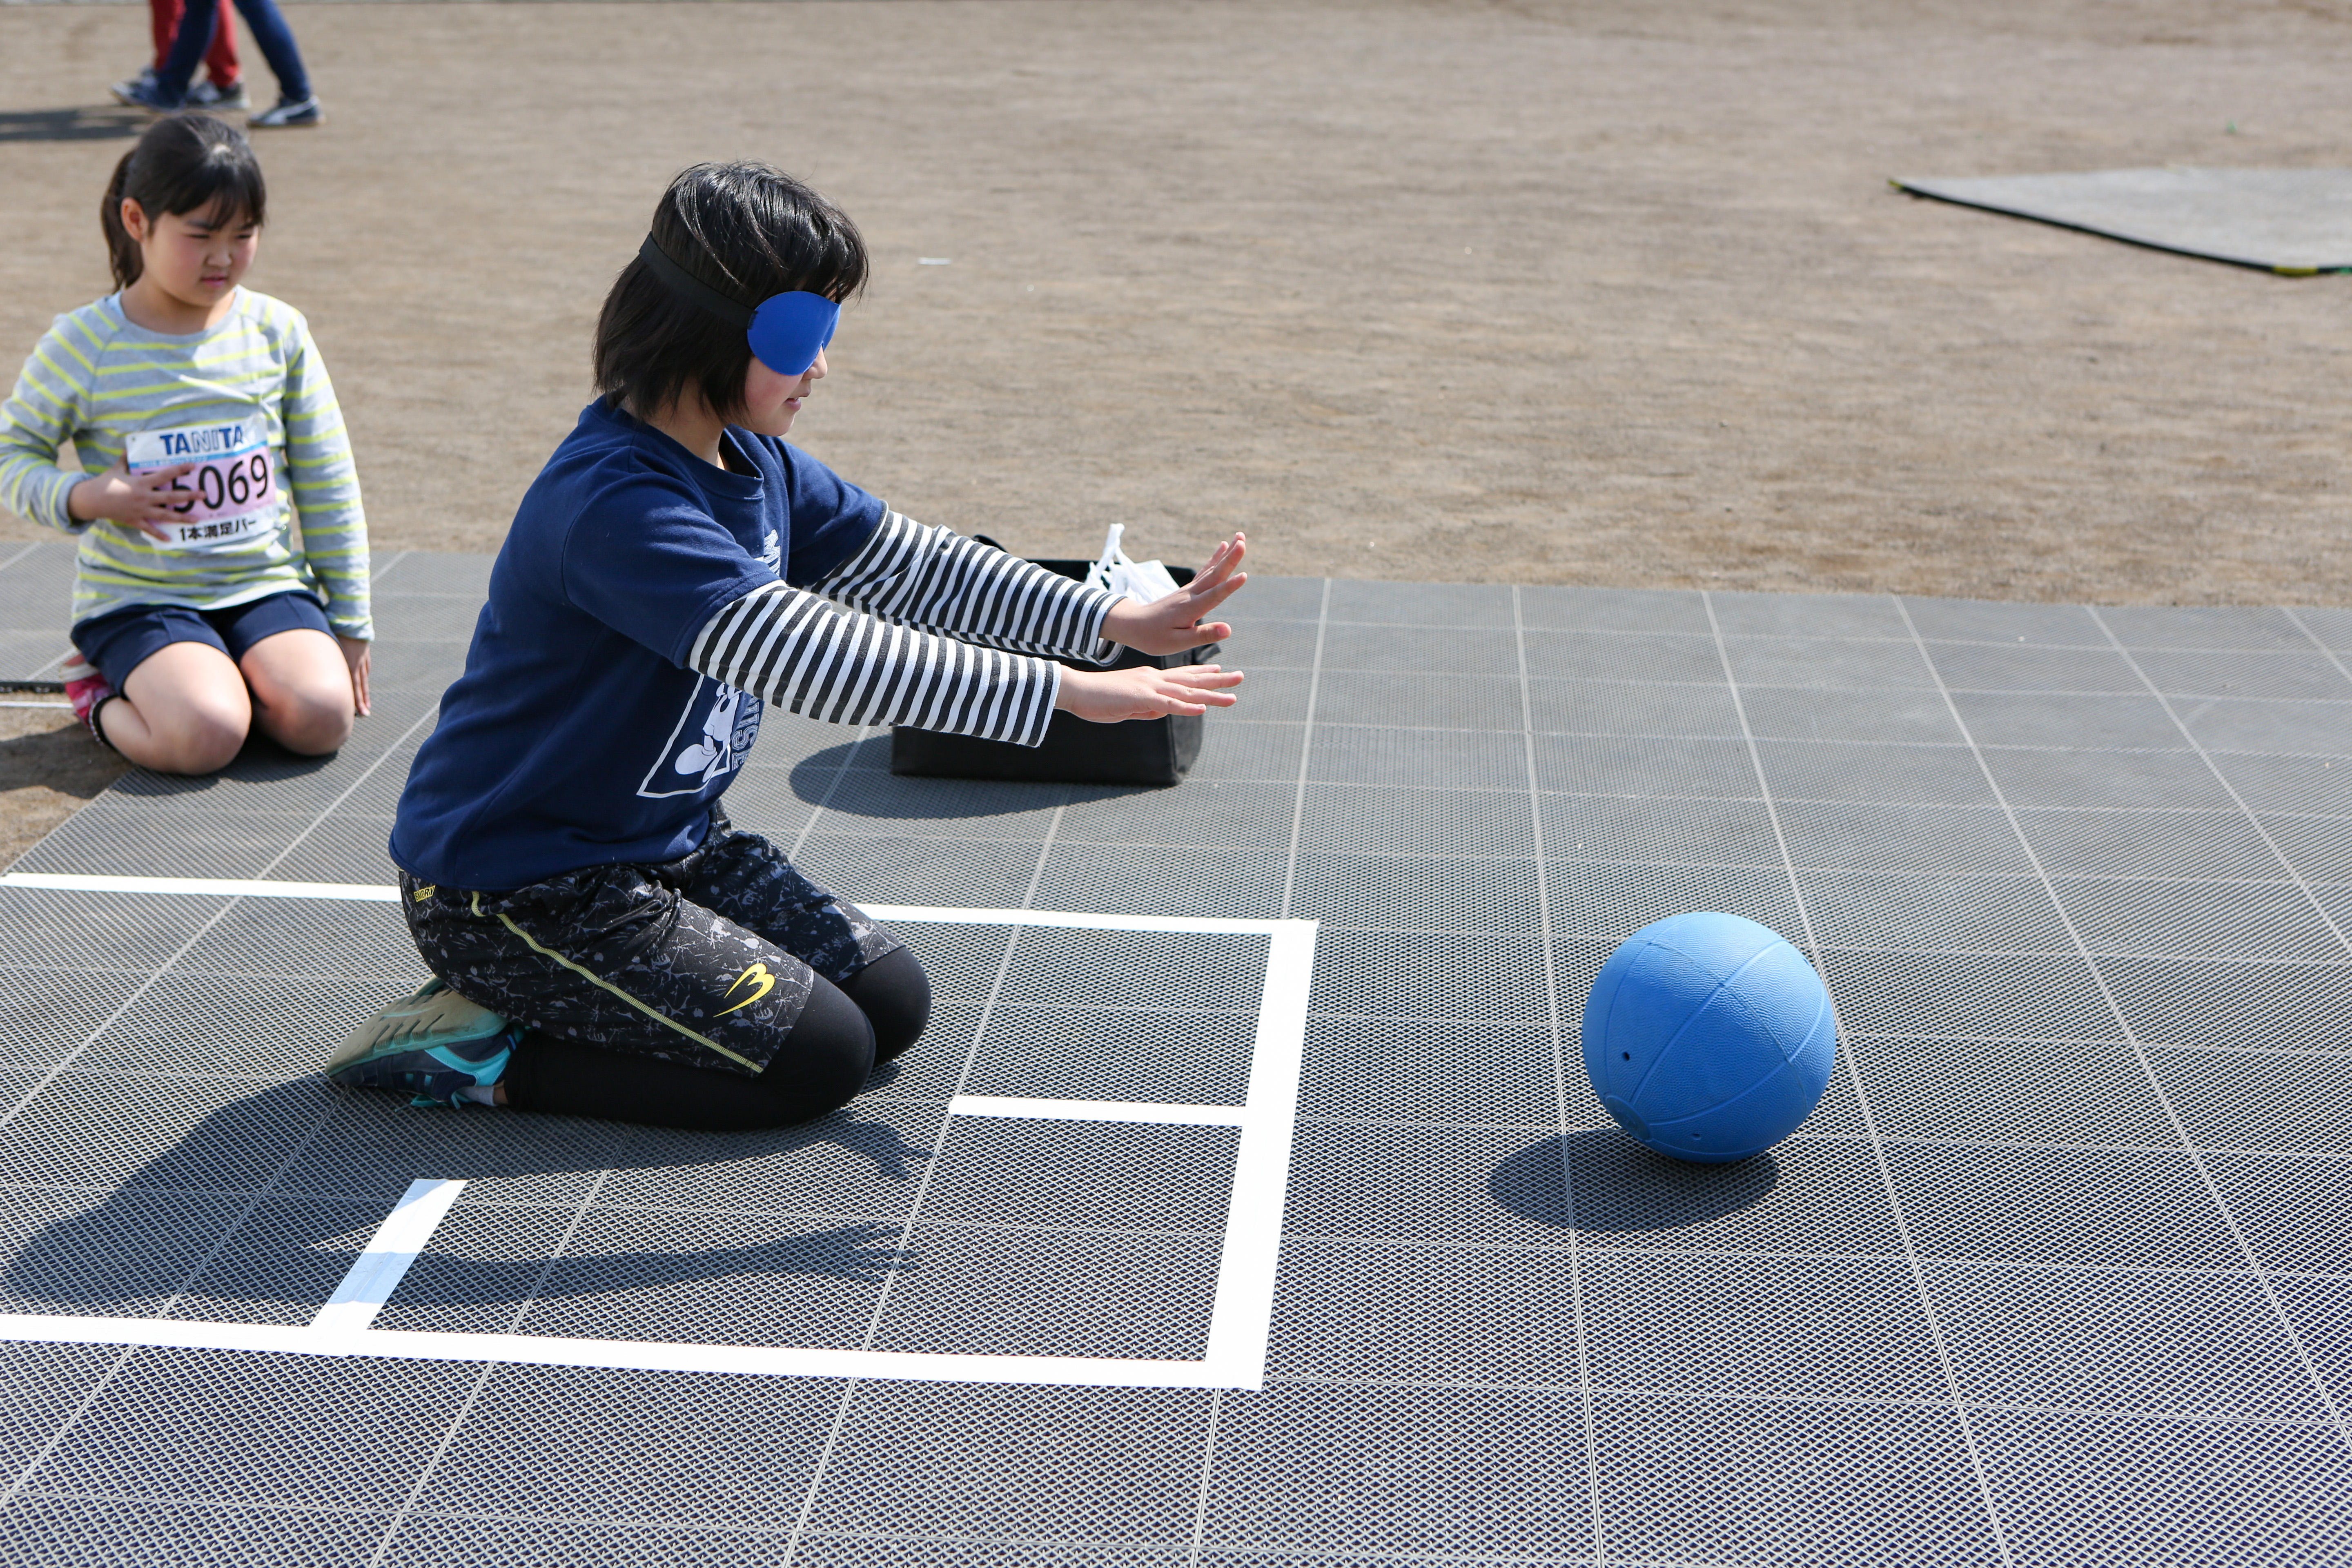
[747,291,839,379]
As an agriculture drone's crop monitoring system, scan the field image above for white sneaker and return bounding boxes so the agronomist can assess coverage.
[248,94,322,129]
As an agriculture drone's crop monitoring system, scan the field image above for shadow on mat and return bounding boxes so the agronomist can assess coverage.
[1490,1129,1782,1234]
[0,720,131,803]
[101,729,348,799]
[2,1078,935,1315]
[0,107,148,144]
[788,742,1159,816]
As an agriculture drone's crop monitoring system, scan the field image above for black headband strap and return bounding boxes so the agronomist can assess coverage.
[637,234,754,328]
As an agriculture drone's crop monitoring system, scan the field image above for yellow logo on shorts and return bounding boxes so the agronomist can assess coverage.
[412,884,437,902]
[716,962,777,1017]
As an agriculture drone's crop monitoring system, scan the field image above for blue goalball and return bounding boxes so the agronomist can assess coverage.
[1581,912,1837,1164]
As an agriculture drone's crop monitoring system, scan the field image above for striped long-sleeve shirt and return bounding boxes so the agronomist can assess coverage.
[0,290,372,639]
[690,511,1118,746]
[390,396,1129,891]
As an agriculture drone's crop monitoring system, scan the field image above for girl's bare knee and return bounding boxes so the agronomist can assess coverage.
[265,694,353,755]
[151,708,249,774]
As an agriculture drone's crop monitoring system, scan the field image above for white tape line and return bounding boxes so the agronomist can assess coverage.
[948,1095,1247,1127]
[0,872,400,902]
[860,904,1296,935]
[0,867,1317,1390]
[311,1178,467,1336]
[1200,919,1316,1388]
[0,1313,1254,1388]
[0,875,1292,935]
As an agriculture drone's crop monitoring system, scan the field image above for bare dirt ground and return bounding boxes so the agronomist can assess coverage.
[4,0,2350,602]
[0,703,126,864]
[0,0,2347,857]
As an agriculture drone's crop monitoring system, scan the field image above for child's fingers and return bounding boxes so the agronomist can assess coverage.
[1190,537,1244,591]
[1161,669,1242,708]
[1187,572,1247,616]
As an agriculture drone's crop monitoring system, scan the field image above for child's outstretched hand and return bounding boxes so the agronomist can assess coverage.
[1100,533,1248,656]
[67,459,194,543]
[1058,662,1245,723]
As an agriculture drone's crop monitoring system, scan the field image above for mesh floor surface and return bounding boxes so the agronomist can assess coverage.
[1893,167,2352,273]
[0,541,2347,1564]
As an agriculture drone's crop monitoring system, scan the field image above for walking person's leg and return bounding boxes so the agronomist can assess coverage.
[143,0,222,105]
[114,0,236,100]
[196,0,246,105]
[228,0,319,126]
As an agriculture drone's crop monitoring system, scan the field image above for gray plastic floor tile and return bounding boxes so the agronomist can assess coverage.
[1743,684,1967,744]
[423,1372,841,1535]
[1581,1248,1948,1402]
[1269,1235,1581,1384]
[37,1347,478,1510]
[1846,1034,2181,1149]
[804,1382,1215,1545]
[0,1496,392,1567]
[1971,1406,2352,1568]
[1722,633,1934,690]
[1884,1143,2247,1270]
[0,561,2344,1561]
[2178,697,2352,757]
[1921,1260,2331,1422]
[1523,581,1715,634]
[1200,1381,1592,1559]
[1593,1391,2006,1566]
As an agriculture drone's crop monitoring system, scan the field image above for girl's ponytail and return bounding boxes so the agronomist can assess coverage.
[98,112,268,293]
[100,148,141,289]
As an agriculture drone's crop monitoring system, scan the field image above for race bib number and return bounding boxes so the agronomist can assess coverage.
[123,416,280,551]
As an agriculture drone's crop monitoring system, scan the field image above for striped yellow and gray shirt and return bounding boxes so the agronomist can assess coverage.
[0,289,371,639]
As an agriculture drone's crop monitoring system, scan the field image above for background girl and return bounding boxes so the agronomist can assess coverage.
[0,112,370,774]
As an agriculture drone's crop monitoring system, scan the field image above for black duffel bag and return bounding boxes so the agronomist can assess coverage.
[889,553,1217,788]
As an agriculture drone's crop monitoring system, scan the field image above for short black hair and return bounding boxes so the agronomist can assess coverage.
[101,112,267,290]
[594,162,868,424]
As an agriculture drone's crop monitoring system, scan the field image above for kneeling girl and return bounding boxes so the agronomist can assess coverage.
[339,161,1245,1130]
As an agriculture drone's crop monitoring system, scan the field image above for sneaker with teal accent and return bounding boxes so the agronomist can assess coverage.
[329,979,515,1108]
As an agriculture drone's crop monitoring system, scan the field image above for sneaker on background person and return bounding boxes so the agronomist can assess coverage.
[111,68,241,111]
[109,71,183,112]
[188,76,249,109]
[59,651,116,751]
[107,68,159,107]
[247,94,321,129]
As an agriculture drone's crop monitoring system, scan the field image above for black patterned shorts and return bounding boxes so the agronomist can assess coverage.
[399,811,899,1079]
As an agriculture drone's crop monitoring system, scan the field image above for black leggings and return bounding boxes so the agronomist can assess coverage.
[501,946,931,1130]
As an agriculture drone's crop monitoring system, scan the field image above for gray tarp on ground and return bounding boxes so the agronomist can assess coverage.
[1895,167,2352,272]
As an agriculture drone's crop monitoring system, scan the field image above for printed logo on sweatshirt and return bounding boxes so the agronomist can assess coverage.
[636,674,763,799]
